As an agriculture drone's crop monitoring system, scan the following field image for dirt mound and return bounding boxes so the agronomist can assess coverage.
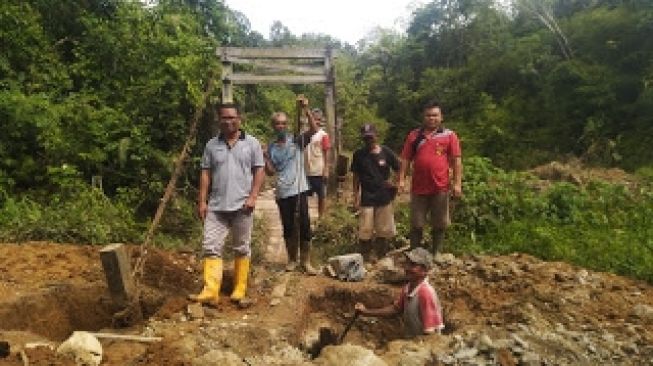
[530,159,638,187]
[0,243,652,365]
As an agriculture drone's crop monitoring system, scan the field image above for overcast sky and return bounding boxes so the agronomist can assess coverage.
[224,0,426,45]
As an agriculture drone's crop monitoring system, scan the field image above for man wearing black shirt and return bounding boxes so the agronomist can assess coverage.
[351,123,400,261]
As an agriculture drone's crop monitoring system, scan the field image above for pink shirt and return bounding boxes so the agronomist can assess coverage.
[395,279,444,337]
[401,128,461,195]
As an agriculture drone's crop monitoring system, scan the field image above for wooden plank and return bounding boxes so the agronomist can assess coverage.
[219,47,333,59]
[227,74,329,84]
[100,243,135,306]
[225,57,325,75]
[89,333,163,343]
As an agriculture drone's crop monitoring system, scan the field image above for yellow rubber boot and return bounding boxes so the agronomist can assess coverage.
[188,258,223,305]
[230,257,250,301]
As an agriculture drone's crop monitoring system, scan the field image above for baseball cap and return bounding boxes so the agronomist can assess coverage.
[403,247,433,269]
[360,123,378,137]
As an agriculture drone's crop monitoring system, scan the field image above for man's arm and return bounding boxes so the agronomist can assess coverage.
[322,145,329,178]
[451,156,462,198]
[263,145,276,176]
[305,108,320,134]
[354,302,400,317]
[397,132,414,193]
[198,169,210,221]
[398,158,410,193]
[244,166,265,211]
[352,172,360,210]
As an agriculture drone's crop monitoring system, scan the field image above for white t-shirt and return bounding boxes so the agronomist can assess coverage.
[305,129,330,176]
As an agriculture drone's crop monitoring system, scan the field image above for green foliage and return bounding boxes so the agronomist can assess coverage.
[313,157,653,282]
[0,183,142,244]
[311,203,359,261]
[440,157,653,282]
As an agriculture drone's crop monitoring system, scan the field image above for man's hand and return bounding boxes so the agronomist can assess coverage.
[242,196,256,213]
[352,194,360,211]
[197,201,208,221]
[452,183,462,198]
[397,177,406,193]
[297,94,309,108]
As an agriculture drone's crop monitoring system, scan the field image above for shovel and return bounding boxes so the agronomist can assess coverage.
[336,311,360,344]
[310,311,360,359]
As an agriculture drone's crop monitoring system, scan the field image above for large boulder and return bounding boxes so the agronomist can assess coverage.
[192,350,246,366]
[314,344,387,366]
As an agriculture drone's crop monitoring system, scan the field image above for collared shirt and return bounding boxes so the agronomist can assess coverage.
[400,128,461,195]
[395,278,444,337]
[201,130,265,212]
[268,133,310,199]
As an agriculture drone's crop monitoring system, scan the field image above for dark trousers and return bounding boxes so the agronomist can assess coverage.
[276,192,311,242]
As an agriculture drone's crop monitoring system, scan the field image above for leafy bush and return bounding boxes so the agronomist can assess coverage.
[0,183,142,244]
[444,157,653,282]
[313,157,653,283]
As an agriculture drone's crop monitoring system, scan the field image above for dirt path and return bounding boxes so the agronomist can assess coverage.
[255,188,319,264]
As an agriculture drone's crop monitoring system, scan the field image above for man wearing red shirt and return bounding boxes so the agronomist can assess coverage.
[354,247,444,337]
[397,100,462,254]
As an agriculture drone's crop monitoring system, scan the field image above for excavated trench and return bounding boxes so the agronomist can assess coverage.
[0,249,198,342]
[0,285,170,341]
[301,285,403,358]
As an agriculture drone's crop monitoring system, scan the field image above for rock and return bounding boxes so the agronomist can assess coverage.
[314,344,387,366]
[576,269,589,285]
[327,253,366,282]
[437,354,455,364]
[510,333,529,349]
[271,275,289,298]
[454,347,478,360]
[434,253,457,265]
[493,339,514,349]
[237,298,255,309]
[270,298,281,306]
[520,351,541,366]
[170,335,198,359]
[621,342,639,355]
[0,341,9,358]
[375,257,406,284]
[192,350,246,366]
[56,331,103,366]
[395,344,432,366]
[601,332,615,343]
[631,304,653,322]
[187,303,205,320]
[476,334,495,352]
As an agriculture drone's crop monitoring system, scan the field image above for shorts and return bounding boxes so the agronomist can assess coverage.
[410,192,450,230]
[358,202,396,240]
[307,176,326,199]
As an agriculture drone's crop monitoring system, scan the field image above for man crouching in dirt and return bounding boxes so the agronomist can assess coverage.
[354,247,444,338]
[262,95,320,274]
[189,103,266,306]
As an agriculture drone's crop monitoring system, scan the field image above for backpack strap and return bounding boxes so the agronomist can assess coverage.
[411,127,446,157]
[411,128,425,157]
